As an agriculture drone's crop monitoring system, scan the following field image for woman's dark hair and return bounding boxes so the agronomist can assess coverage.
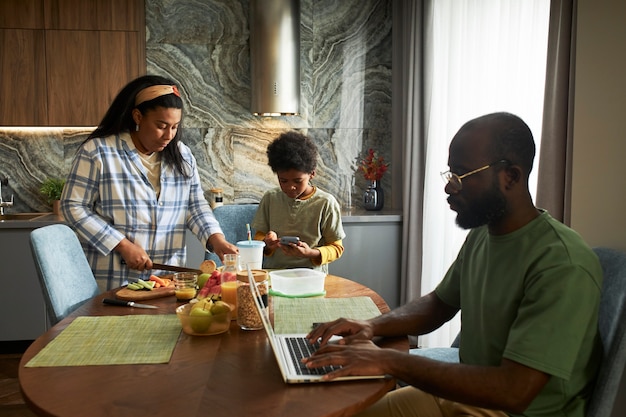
[267,131,318,174]
[87,75,190,177]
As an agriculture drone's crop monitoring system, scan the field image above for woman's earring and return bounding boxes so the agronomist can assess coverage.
[135,124,139,132]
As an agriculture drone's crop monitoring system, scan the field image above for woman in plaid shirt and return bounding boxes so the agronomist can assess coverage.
[61,75,237,292]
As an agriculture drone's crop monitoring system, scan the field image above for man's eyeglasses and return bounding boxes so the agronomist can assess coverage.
[440,159,508,191]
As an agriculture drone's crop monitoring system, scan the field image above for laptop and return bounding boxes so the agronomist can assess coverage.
[247,266,388,384]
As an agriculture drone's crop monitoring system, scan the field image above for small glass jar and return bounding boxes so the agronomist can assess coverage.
[220,254,238,318]
[210,187,223,209]
[173,272,198,302]
[222,254,238,281]
[236,269,268,330]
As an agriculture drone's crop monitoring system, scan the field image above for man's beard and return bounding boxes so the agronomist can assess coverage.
[455,184,507,230]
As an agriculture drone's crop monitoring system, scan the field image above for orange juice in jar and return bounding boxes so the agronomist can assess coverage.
[221,281,238,318]
[220,254,238,318]
[173,272,197,301]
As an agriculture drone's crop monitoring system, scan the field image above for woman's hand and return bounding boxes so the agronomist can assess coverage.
[208,233,238,261]
[115,238,152,270]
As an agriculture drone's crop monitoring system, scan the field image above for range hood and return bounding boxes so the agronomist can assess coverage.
[250,0,300,116]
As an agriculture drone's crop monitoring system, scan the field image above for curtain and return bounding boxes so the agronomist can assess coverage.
[397,0,551,348]
[536,0,577,224]
[396,0,426,307]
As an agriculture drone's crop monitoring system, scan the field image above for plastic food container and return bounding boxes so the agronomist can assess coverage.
[269,269,326,297]
[176,302,233,336]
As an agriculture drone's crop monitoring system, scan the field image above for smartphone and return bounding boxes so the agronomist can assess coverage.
[280,236,300,245]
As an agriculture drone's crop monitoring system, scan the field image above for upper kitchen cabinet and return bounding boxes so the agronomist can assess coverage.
[0,0,45,29]
[0,0,146,126]
[45,29,145,126]
[0,29,48,125]
[43,0,143,31]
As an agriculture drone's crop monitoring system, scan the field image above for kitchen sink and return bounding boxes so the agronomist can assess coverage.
[0,213,48,221]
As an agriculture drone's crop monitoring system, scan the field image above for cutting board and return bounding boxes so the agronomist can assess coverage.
[116,286,176,301]
[116,274,177,301]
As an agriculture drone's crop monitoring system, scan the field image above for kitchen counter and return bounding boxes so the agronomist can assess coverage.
[0,210,403,227]
[341,208,402,223]
[186,208,404,267]
[186,207,405,309]
[330,208,403,309]
[0,212,64,228]
[2,208,404,341]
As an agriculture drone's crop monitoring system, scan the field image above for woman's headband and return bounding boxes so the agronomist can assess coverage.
[134,85,181,106]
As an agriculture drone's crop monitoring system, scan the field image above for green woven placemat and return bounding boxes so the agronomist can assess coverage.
[273,296,381,334]
[25,315,181,367]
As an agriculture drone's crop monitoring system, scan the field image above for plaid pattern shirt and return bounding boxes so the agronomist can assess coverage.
[61,132,222,292]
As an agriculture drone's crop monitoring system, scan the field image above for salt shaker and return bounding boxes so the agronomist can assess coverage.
[210,187,223,209]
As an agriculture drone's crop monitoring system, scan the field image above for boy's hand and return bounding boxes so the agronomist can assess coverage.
[264,231,280,250]
[280,239,314,259]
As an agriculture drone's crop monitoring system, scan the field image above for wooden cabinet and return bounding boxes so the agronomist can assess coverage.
[0,29,48,125]
[44,0,143,31]
[45,29,145,125]
[0,0,44,29]
[0,0,145,126]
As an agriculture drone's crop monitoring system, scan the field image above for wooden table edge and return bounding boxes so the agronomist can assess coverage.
[19,274,408,417]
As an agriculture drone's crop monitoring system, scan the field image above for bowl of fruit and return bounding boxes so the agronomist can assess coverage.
[176,299,233,336]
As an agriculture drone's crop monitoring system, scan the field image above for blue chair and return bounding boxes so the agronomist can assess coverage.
[206,204,259,263]
[587,247,626,417]
[409,332,460,363]
[30,224,100,325]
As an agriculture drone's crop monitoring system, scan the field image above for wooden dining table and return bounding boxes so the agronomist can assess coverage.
[19,274,408,417]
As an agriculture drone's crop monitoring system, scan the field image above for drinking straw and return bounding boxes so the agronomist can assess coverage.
[246,223,251,241]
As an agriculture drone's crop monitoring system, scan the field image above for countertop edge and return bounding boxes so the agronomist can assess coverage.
[0,210,403,229]
[0,213,64,228]
[341,209,402,223]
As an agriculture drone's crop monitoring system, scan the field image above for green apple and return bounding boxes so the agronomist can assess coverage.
[191,298,212,311]
[210,300,231,315]
[197,273,211,289]
[189,304,213,333]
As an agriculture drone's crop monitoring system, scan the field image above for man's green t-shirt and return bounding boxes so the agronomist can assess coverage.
[436,211,603,417]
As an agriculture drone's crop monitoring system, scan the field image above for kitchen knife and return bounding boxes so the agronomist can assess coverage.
[103,298,158,309]
[151,263,203,274]
[120,260,203,274]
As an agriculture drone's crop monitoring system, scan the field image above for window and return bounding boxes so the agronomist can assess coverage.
[420,0,550,347]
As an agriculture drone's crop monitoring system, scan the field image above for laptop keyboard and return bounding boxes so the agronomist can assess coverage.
[285,337,341,375]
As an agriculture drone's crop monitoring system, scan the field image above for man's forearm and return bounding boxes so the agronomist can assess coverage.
[370,292,458,338]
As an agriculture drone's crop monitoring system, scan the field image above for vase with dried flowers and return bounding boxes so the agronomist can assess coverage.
[358,148,389,211]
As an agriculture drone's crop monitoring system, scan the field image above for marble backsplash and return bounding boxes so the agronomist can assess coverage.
[0,0,393,214]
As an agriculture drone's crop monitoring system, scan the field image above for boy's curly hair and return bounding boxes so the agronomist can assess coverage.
[267,131,318,173]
